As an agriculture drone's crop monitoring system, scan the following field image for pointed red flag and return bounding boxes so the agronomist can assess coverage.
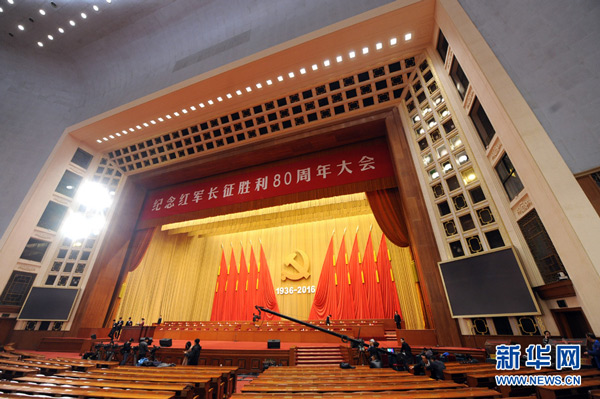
[237,247,250,320]
[349,233,369,319]
[211,248,228,321]
[335,235,355,320]
[309,235,336,320]
[377,234,402,318]
[363,232,385,318]
[257,244,280,320]
[223,249,239,321]
[247,245,259,319]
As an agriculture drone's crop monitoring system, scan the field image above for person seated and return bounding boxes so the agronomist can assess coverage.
[585,332,600,370]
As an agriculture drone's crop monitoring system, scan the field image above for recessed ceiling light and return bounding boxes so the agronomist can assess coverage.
[362,47,369,55]
[121,130,127,134]
[58,27,64,33]
[390,37,397,45]
[166,114,172,119]
[18,25,24,31]
[277,75,283,81]
[266,79,273,85]
[103,137,108,141]
[299,68,306,75]
[323,59,330,67]
[288,72,294,78]
[109,135,114,139]
[69,20,76,26]
[39,9,46,15]
[190,105,197,110]
[143,122,149,127]
[256,83,262,88]
[157,118,163,122]
[376,42,383,50]
[226,93,232,99]
[48,34,53,40]
[106,0,111,3]
[150,120,157,124]
[128,128,135,132]
[115,132,121,136]
[336,56,342,63]
[136,125,142,129]
[182,108,188,112]
[93,5,99,11]
[37,41,43,47]
[173,112,180,116]
[312,64,318,71]
[199,103,205,108]
[216,97,222,102]
[245,86,252,92]
[404,32,412,41]
[0,7,3,12]
[81,12,87,19]
[8,0,14,4]
[236,90,242,95]
[349,51,356,58]
[207,100,214,105]
[96,139,102,143]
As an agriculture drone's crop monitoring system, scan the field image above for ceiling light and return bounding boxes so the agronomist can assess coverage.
[404,32,412,41]
[323,59,330,67]
[69,20,76,26]
[129,128,134,132]
[182,108,188,113]
[173,112,180,116]
[93,5,99,11]
[288,72,294,78]
[121,130,127,134]
[336,55,342,63]
[18,24,24,31]
[103,137,108,141]
[226,94,232,99]
[299,68,306,75]
[81,12,87,19]
[8,0,14,4]
[58,27,64,33]
[376,42,383,50]
[256,83,262,88]
[216,97,222,102]
[277,75,283,81]
[245,86,252,92]
[236,90,242,95]
[311,64,318,71]
[266,80,273,85]
[349,51,356,58]
[136,125,142,129]
[143,122,149,127]
[39,9,46,15]
[0,7,3,12]
[115,132,121,136]
[198,104,204,108]
[190,105,197,110]
[390,37,397,45]
[150,120,157,124]
[109,135,114,139]
[96,139,102,143]
[48,34,53,40]
[106,0,111,3]
[362,47,369,55]
[207,100,213,105]
[37,41,44,47]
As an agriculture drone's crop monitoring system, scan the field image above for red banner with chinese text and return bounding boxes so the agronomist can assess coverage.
[140,140,394,220]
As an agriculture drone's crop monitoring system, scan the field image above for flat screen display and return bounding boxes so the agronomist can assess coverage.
[18,287,79,321]
[438,247,539,317]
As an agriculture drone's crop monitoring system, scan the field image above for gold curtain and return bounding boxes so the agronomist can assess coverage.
[117,213,425,329]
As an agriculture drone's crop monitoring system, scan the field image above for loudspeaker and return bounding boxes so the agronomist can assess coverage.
[90,334,96,340]
[159,338,172,347]
[267,339,280,349]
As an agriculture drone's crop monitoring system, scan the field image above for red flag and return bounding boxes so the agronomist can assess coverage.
[223,249,239,320]
[363,232,384,318]
[309,235,336,320]
[210,248,228,321]
[237,247,250,320]
[377,234,402,318]
[257,244,280,320]
[247,245,259,319]
[349,233,369,319]
[335,235,355,320]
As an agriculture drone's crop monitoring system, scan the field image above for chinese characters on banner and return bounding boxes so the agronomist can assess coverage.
[140,140,395,220]
[496,344,581,371]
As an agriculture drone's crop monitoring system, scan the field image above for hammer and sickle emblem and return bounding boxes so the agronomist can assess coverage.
[282,250,310,281]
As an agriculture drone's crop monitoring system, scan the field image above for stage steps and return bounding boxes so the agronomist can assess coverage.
[295,346,344,366]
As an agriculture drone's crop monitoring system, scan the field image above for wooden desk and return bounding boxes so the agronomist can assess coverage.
[242,380,465,393]
[537,378,600,399]
[0,364,40,377]
[232,387,502,398]
[0,380,175,399]
[0,358,70,374]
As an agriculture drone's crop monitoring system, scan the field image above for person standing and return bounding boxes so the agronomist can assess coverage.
[120,338,134,365]
[115,317,124,340]
[186,338,202,366]
[157,315,163,325]
[586,332,600,370]
[108,319,117,341]
[394,311,402,329]
[125,317,133,327]
[326,314,332,326]
[400,337,413,364]
[138,337,149,361]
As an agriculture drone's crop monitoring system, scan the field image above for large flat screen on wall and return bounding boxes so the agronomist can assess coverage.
[18,287,79,321]
[438,247,539,318]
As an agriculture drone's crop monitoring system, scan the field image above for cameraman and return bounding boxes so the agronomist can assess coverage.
[138,337,149,362]
[120,338,134,365]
